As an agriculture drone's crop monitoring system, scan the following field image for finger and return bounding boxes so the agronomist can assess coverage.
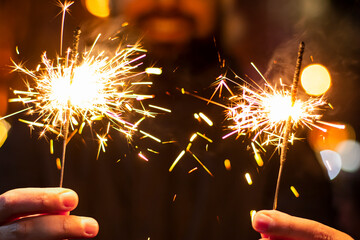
[0,215,98,240]
[252,210,353,240]
[0,188,78,224]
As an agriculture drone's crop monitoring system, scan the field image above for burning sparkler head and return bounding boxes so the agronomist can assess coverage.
[221,72,340,149]
[10,36,152,141]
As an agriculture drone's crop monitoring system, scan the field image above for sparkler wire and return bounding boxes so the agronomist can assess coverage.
[59,27,81,188]
[273,42,305,210]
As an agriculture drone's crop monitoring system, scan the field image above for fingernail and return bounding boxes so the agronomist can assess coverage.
[254,213,273,232]
[60,191,77,208]
[82,218,99,237]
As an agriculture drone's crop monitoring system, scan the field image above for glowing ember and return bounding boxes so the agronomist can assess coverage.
[245,173,253,185]
[290,186,300,198]
[224,159,231,171]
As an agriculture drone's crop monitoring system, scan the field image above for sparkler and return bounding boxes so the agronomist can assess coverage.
[186,42,344,209]
[3,1,158,187]
[273,42,304,210]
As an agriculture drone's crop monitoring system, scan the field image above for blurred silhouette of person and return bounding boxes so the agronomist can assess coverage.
[0,0,356,239]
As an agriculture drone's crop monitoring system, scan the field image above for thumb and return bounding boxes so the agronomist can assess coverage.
[252,210,354,240]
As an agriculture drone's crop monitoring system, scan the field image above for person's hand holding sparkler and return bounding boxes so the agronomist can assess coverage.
[252,210,354,240]
[0,188,99,239]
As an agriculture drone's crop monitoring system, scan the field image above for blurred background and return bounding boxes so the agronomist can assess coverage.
[0,0,359,239]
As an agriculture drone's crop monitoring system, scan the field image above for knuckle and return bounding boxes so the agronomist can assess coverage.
[0,191,15,213]
[62,216,72,234]
[314,233,333,240]
[313,225,333,240]
[32,191,50,209]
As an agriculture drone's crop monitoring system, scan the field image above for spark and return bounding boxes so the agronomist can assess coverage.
[188,167,198,174]
[50,139,54,154]
[194,113,200,120]
[56,0,74,55]
[169,150,185,172]
[196,132,213,143]
[145,67,162,75]
[189,150,213,177]
[56,157,61,170]
[290,186,300,198]
[186,142,192,151]
[199,112,213,126]
[189,133,197,142]
[245,173,253,185]
[224,159,231,171]
[138,152,149,161]
[147,148,159,154]
[148,104,171,113]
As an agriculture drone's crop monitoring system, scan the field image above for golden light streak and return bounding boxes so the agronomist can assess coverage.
[188,167,198,173]
[169,150,185,172]
[199,112,213,126]
[290,186,300,198]
[16,46,20,55]
[189,151,214,177]
[186,143,192,151]
[57,0,74,55]
[251,142,264,167]
[194,113,200,120]
[196,132,213,143]
[245,173,253,185]
[147,148,159,154]
[189,133,197,142]
[145,67,162,75]
[138,152,149,161]
[173,194,177,202]
[139,130,161,143]
[50,139,54,154]
[131,82,153,85]
[149,104,171,113]
[78,122,86,134]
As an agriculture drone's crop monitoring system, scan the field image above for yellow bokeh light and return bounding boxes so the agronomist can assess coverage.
[84,0,110,18]
[301,64,331,96]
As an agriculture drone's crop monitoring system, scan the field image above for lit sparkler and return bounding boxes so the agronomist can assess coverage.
[3,1,157,187]
[186,42,344,209]
[219,43,343,209]
[8,33,154,186]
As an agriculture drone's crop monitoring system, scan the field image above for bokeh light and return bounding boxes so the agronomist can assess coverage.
[336,140,360,172]
[301,64,331,96]
[320,150,342,180]
[84,0,110,18]
[308,123,355,152]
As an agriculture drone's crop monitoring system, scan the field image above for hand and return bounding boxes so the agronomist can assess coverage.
[0,188,98,240]
[252,210,354,240]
